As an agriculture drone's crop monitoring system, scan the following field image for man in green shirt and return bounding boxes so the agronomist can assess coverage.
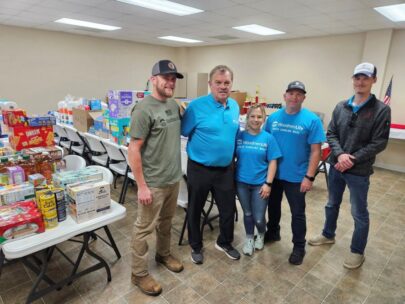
[128,60,184,296]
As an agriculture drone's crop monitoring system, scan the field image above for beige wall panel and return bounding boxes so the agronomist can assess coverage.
[0,25,178,113]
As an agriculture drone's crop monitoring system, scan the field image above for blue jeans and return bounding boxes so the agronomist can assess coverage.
[322,166,370,254]
[267,179,306,251]
[236,182,267,236]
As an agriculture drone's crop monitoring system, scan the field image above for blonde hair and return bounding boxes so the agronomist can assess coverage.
[246,104,266,119]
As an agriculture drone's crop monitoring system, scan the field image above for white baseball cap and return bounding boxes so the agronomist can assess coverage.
[353,62,377,78]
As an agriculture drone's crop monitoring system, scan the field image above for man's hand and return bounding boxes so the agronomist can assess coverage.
[259,184,271,199]
[138,185,153,205]
[335,153,356,172]
[300,178,313,193]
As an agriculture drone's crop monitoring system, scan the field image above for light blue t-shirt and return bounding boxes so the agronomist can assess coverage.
[181,94,240,167]
[264,108,325,182]
[236,130,282,185]
[347,94,372,113]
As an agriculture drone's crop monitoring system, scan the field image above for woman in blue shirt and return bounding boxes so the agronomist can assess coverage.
[236,104,282,256]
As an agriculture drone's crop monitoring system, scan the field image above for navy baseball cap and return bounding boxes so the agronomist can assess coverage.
[286,81,306,94]
[152,60,184,79]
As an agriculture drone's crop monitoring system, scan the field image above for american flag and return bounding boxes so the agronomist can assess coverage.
[383,76,393,106]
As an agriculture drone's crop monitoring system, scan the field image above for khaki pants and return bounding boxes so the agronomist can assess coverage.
[131,182,179,277]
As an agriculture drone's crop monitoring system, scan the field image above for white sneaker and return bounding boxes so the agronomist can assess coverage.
[308,234,335,246]
[343,252,365,269]
[255,233,265,250]
[242,238,255,256]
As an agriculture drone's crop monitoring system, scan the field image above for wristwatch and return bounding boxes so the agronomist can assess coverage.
[265,181,273,187]
[304,175,315,182]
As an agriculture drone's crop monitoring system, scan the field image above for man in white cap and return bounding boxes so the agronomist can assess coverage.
[128,59,184,296]
[309,62,391,269]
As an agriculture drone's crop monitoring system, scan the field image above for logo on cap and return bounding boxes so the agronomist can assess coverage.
[168,62,175,70]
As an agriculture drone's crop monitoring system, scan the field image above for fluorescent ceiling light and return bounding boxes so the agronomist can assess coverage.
[116,0,203,16]
[159,36,202,43]
[374,3,405,22]
[233,24,285,36]
[55,18,121,31]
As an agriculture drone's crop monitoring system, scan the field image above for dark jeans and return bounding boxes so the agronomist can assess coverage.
[267,178,306,250]
[186,159,236,251]
[322,166,370,254]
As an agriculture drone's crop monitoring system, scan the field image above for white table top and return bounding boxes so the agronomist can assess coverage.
[1,200,126,259]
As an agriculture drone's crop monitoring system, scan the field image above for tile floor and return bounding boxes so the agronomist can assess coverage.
[1,167,405,304]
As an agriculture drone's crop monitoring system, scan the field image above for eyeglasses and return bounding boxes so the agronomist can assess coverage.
[349,113,358,127]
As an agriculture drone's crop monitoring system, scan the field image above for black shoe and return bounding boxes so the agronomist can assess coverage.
[288,249,306,265]
[191,249,203,264]
[264,231,281,243]
[215,243,240,260]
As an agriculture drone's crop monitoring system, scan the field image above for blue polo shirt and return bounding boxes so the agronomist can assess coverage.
[264,108,325,182]
[181,94,240,167]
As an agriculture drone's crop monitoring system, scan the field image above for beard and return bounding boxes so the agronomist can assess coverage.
[156,85,174,98]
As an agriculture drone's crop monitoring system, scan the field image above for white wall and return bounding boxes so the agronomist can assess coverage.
[1,24,404,171]
[184,33,366,125]
[0,25,179,114]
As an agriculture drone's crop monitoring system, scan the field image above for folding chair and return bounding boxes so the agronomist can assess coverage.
[83,133,109,166]
[118,146,136,205]
[101,139,128,189]
[64,125,86,157]
[315,144,331,189]
[54,124,71,151]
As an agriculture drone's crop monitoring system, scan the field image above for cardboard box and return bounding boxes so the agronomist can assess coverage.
[52,167,103,189]
[0,183,35,205]
[230,91,247,113]
[107,90,150,118]
[67,181,111,223]
[9,125,54,151]
[24,146,63,160]
[2,109,27,127]
[26,116,56,127]
[72,108,103,132]
[0,201,45,244]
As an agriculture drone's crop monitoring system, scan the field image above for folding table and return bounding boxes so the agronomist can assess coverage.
[0,201,126,304]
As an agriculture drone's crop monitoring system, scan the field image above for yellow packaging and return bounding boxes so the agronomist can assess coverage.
[39,192,58,229]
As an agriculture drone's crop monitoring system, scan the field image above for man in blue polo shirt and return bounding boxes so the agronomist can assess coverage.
[264,81,325,265]
[181,65,240,264]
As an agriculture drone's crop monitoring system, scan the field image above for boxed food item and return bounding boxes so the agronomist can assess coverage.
[8,125,54,151]
[25,115,56,127]
[24,146,63,160]
[72,108,103,132]
[52,167,103,189]
[28,173,46,187]
[107,90,150,118]
[6,166,25,185]
[2,109,27,127]
[67,180,111,223]
[0,201,45,244]
[0,183,35,205]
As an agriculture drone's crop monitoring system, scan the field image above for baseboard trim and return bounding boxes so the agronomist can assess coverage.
[374,162,405,173]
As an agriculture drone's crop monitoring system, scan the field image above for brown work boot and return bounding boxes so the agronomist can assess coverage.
[155,254,184,273]
[131,274,162,296]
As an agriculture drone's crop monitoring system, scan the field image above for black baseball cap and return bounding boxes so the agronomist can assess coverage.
[152,60,184,79]
[286,80,306,94]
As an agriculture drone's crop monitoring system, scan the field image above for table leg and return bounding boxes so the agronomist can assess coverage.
[81,232,111,282]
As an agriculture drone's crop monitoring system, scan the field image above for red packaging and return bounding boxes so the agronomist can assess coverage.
[8,126,54,151]
[0,200,45,244]
[2,109,27,127]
